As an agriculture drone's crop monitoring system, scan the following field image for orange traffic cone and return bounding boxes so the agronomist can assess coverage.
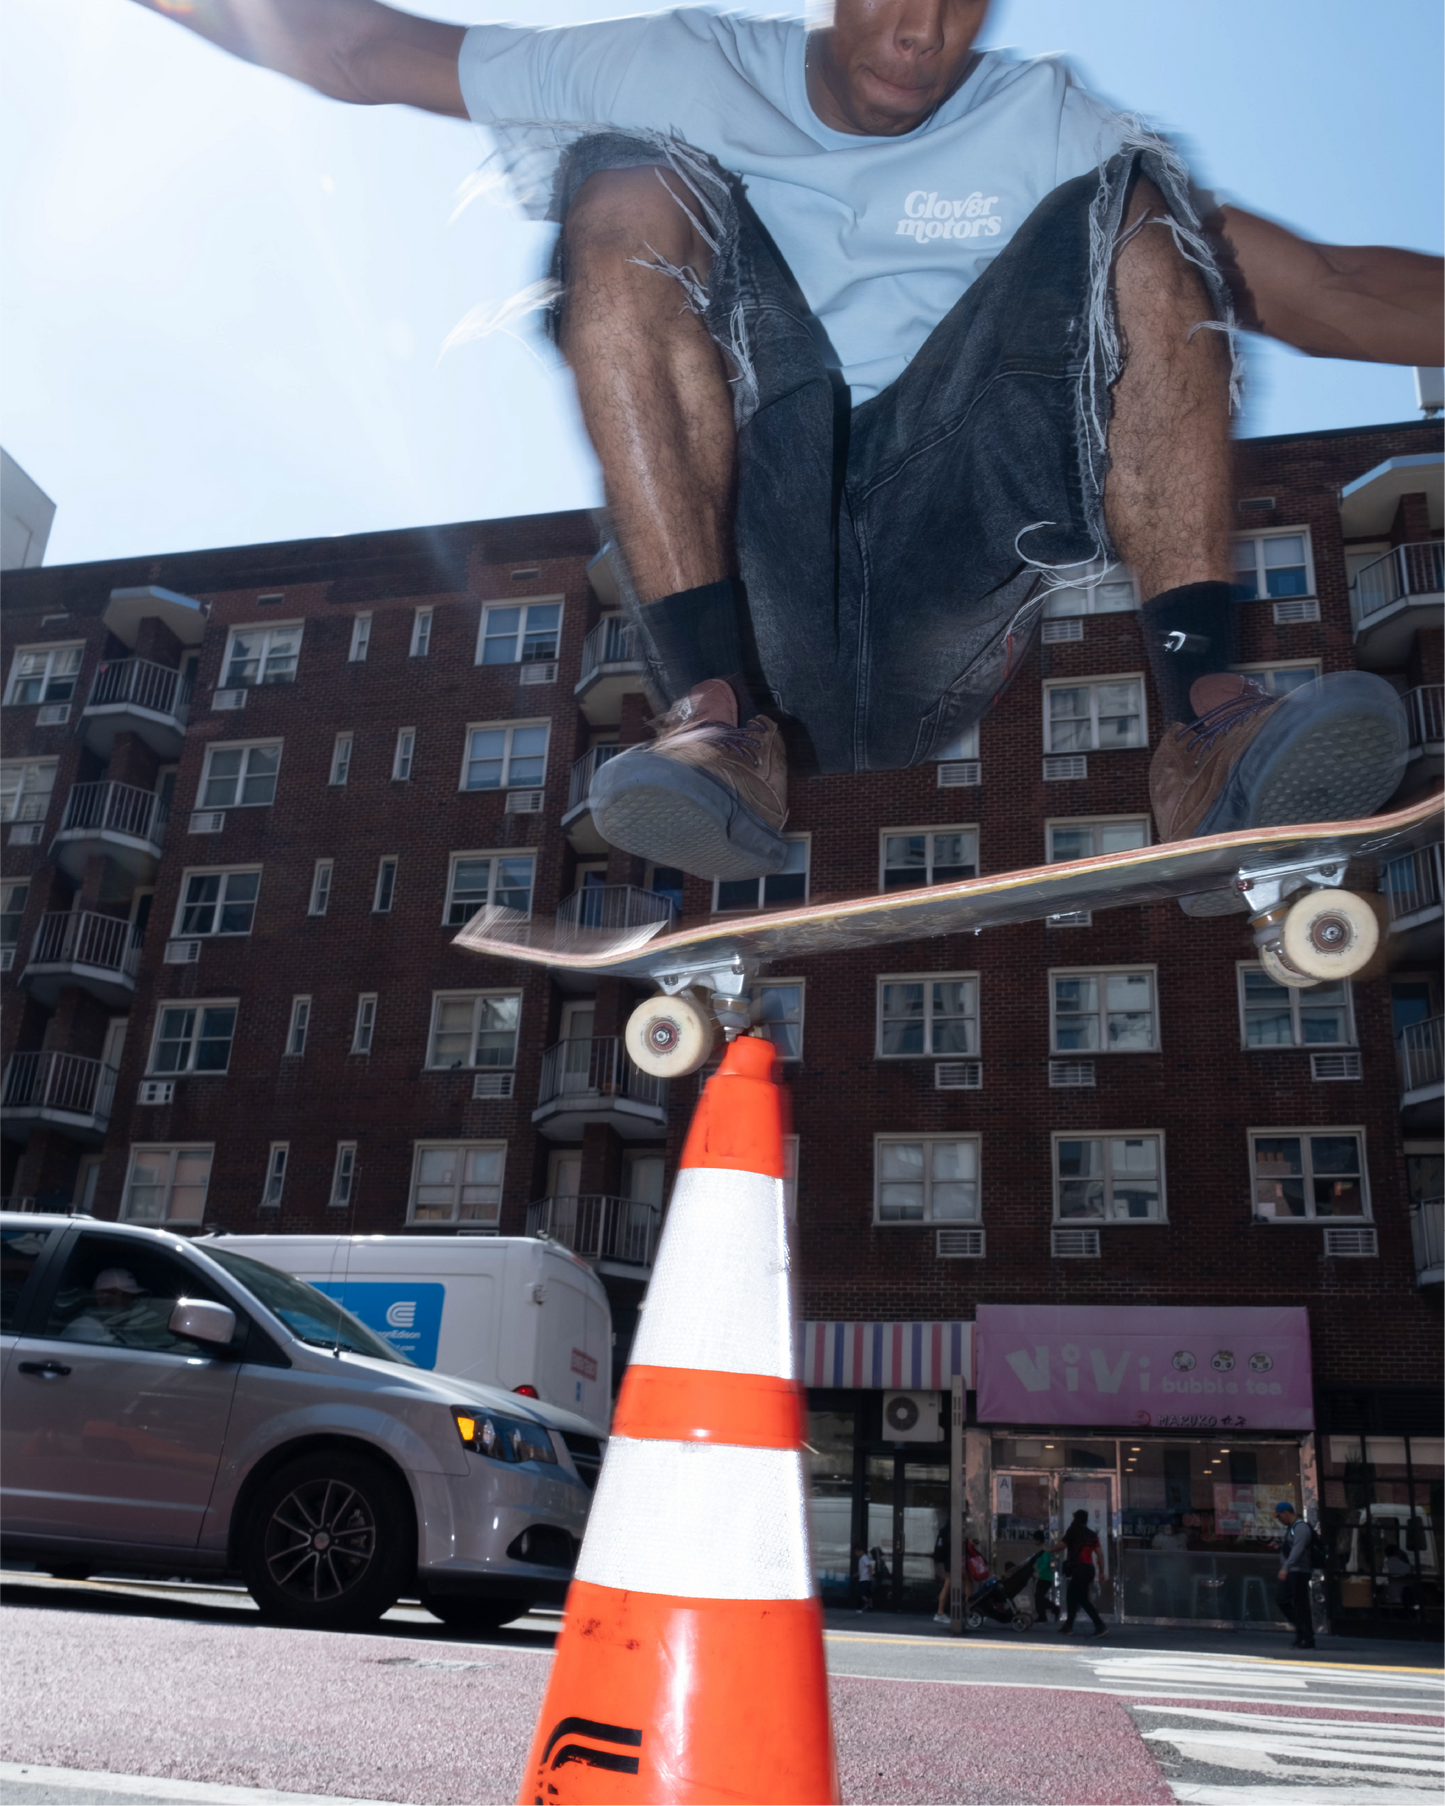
[520,1032,838,1806]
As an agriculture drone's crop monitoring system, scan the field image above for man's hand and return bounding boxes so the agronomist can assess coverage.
[1278,1566,1288,1582]
[1214,203,1444,367]
[131,0,467,116]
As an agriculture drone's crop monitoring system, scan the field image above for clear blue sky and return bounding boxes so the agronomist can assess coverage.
[3,0,1440,566]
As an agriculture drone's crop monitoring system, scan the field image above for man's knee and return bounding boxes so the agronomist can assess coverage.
[563,164,709,277]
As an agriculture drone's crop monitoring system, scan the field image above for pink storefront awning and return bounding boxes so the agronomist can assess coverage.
[799,1321,973,1391]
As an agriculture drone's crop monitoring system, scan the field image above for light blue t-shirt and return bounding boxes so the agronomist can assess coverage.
[458,10,1129,402]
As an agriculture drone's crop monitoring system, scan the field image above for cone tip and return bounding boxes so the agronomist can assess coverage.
[718,1033,777,1080]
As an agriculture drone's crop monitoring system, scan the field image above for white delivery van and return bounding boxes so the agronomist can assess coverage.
[207,1235,612,1433]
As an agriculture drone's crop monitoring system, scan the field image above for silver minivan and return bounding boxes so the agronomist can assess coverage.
[0,1214,601,1630]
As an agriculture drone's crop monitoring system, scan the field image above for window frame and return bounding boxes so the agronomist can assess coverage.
[4,643,85,706]
[392,729,415,782]
[262,1142,288,1209]
[426,989,523,1071]
[221,620,303,689]
[1042,673,1148,755]
[199,739,283,810]
[712,834,811,914]
[286,996,311,1058]
[172,866,262,939]
[330,733,353,786]
[348,614,372,662]
[1049,964,1160,1056]
[459,719,552,793]
[1237,962,1356,1051]
[1,880,30,950]
[120,1143,215,1226]
[308,860,333,917]
[1249,1125,1371,1224]
[0,758,59,824]
[1051,1130,1168,1225]
[751,979,805,1062]
[147,999,240,1076]
[475,596,564,667]
[351,993,377,1055]
[875,971,980,1060]
[1231,527,1316,603]
[1039,560,1140,619]
[1045,815,1151,863]
[1231,659,1323,697]
[877,824,979,892]
[330,1142,357,1210]
[443,850,537,926]
[406,1139,507,1228]
[372,857,397,914]
[873,1132,983,1227]
[410,609,432,657]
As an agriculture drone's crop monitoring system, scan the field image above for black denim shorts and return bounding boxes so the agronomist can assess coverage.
[549,131,1233,774]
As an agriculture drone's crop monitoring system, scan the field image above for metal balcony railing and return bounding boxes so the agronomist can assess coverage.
[1382,844,1443,922]
[1405,684,1444,749]
[59,780,167,847]
[527,1193,662,1268]
[537,1035,666,1113]
[0,1197,37,1213]
[567,742,624,811]
[1411,1196,1443,1282]
[86,657,191,721]
[28,910,142,981]
[2,1050,119,1126]
[580,616,640,684]
[555,884,675,942]
[1399,1016,1443,1096]
[1350,541,1445,624]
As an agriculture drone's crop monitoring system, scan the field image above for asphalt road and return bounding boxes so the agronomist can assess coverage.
[1,1573,1439,1805]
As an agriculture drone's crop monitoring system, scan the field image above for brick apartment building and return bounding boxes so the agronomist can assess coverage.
[2,416,1440,1636]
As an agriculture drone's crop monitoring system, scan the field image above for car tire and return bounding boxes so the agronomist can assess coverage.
[241,1450,413,1630]
[46,1562,93,1582]
[419,1589,528,1633]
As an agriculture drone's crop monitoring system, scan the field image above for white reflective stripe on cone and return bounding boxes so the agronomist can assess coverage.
[576,1438,813,1600]
[631,1168,792,1379]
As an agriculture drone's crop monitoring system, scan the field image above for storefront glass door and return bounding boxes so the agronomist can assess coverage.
[865,1454,950,1612]
[994,1471,1114,1612]
[1061,1474,1114,1612]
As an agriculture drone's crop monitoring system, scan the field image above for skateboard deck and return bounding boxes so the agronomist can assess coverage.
[455,794,1441,982]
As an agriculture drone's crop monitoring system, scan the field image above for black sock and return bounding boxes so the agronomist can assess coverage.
[1141,580,1237,725]
[637,577,750,709]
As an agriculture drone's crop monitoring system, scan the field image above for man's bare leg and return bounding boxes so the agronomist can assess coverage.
[558,165,738,604]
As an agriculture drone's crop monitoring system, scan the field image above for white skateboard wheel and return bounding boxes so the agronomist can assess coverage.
[1258,943,1319,990]
[1279,889,1379,981]
[626,991,716,1078]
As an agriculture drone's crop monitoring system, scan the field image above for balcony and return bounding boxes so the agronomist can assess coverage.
[81,657,191,758]
[532,1036,667,1140]
[1349,542,1444,668]
[1411,1196,1443,1287]
[1398,1015,1443,1131]
[561,744,624,855]
[52,780,166,881]
[20,910,142,1008]
[575,616,645,725]
[1381,843,1442,962]
[556,884,675,942]
[1,1051,119,1143]
[527,1193,662,1273]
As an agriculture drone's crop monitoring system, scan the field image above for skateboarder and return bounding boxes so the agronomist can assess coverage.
[139,0,1440,881]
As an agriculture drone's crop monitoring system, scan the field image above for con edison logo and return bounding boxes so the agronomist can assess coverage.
[533,1717,642,1800]
[896,190,1002,241]
[385,1300,417,1329]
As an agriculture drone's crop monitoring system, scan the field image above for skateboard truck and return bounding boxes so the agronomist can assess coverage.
[625,957,760,1077]
[1233,857,1378,989]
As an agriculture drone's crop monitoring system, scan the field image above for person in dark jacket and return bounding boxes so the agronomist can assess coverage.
[1054,1509,1107,1636]
[1275,1502,1316,1649]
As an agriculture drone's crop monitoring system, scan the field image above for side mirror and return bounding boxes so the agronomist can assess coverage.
[169,1298,236,1347]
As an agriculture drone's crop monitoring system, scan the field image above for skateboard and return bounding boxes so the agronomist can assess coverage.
[454,795,1442,1078]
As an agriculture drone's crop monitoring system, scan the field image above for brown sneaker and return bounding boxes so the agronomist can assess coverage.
[1150,670,1408,846]
[588,678,789,880]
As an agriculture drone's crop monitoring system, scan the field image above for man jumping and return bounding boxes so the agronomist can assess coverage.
[140,0,1442,881]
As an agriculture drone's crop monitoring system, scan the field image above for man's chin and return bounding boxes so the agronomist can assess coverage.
[855,74,940,133]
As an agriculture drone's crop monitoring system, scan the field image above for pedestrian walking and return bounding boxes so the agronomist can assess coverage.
[854,1545,874,1614]
[1030,1530,1059,1624]
[932,1519,952,1625]
[1055,1509,1107,1636]
[1274,1502,1316,1648]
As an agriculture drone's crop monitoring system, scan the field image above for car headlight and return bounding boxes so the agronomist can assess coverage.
[452,1405,557,1466]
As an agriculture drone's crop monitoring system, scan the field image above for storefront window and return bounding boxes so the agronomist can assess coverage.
[1322,1434,1442,1627]
[807,1409,857,1606]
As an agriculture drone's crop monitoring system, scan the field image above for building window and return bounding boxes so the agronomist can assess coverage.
[200,741,282,808]
[877,974,978,1057]
[1051,968,1157,1053]
[1233,661,1322,697]
[5,644,84,706]
[149,1002,238,1075]
[715,836,808,913]
[175,868,261,937]
[372,858,397,914]
[122,1144,214,1224]
[933,723,980,760]
[351,994,377,1054]
[1054,1133,1166,1222]
[1251,1129,1367,1221]
[1,881,29,954]
[222,622,301,687]
[445,852,535,925]
[875,1136,980,1224]
[1239,966,1354,1048]
[330,1142,357,1209]
[286,996,310,1057]
[462,721,549,791]
[1232,531,1313,601]
[880,827,977,891]
[1044,677,1146,753]
[0,759,58,823]
[1046,817,1149,861]
[349,614,371,662]
[477,601,561,665]
[408,1142,505,1226]
[262,1143,288,1208]
[392,729,415,782]
[1041,560,1139,618]
[330,734,353,785]
[308,860,333,916]
[753,982,804,1059]
[427,991,521,1069]
[410,609,432,657]
[647,864,686,915]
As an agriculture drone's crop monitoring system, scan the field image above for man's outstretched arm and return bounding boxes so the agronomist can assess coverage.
[1216,202,1444,366]
[132,0,467,115]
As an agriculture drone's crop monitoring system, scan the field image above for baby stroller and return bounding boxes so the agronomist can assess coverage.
[964,1547,1035,1631]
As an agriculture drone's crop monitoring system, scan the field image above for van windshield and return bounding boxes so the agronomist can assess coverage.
[204,1248,409,1364]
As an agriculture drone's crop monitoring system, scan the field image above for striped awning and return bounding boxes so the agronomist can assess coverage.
[799,1321,973,1391]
